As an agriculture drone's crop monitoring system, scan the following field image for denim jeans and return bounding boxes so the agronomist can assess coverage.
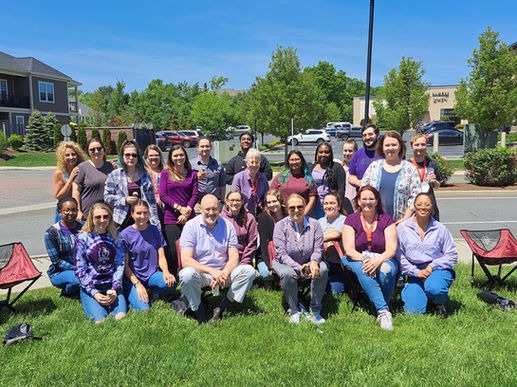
[80,287,128,322]
[342,256,398,312]
[402,268,455,314]
[49,270,80,295]
[325,260,347,295]
[123,272,176,311]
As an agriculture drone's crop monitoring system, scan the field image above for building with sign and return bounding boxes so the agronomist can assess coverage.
[353,85,462,127]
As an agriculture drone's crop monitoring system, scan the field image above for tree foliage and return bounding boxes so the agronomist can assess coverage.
[24,110,52,151]
[77,124,87,151]
[102,128,113,154]
[455,27,517,138]
[373,57,429,135]
[247,46,325,140]
[44,112,59,149]
[190,91,243,136]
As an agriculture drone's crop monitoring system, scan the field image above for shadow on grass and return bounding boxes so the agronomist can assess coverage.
[0,297,57,324]
[470,276,517,292]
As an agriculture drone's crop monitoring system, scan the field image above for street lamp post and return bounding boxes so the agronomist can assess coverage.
[364,0,375,125]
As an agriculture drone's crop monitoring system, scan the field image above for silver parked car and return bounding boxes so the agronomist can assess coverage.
[287,129,331,145]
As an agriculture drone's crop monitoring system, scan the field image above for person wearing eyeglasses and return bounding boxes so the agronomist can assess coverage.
[220,190,258,266]
[341,185,398,330]
[74,203,127,323]
[104,140,159,230]
[73,138,114,221]
[44,197,83,296]
[272,193,328,324]
[397,192,457,316]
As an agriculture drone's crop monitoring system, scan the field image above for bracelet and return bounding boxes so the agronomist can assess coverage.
[133,280,140,286]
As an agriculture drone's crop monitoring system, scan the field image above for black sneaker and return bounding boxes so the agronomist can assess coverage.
[434,304,447,317]
[195,303,209,324]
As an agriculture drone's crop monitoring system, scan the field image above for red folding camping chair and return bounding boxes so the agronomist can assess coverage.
[460,229,517,290]
[0,242,42,312]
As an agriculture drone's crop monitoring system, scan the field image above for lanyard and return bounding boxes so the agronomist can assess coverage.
[360,213,377,251]
[411,157,426,182]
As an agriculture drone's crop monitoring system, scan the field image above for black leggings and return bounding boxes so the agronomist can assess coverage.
[163,223,184,276]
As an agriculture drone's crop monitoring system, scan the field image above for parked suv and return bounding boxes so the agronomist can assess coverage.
[419,121,456,133]
[287,129,331,145]
[337,126,363,140]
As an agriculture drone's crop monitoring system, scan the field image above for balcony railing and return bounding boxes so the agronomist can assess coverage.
[0,94,30,108]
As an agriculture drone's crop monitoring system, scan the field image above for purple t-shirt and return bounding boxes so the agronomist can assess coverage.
[348,147,382,180]
[120,224,167,282]
[344,212,394,254]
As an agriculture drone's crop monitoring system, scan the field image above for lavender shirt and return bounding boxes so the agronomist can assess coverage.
[231,170,269,216]
[273,216,323,270]
[348,147,382,180]
[220,209,258,265]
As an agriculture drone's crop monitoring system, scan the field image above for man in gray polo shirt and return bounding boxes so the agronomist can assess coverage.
[179,194,256,323]
[191,138,226,204]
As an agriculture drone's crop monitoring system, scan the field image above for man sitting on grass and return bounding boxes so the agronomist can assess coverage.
[179,194,256,323]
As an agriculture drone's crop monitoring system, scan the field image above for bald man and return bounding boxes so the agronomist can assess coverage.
[179,194,256,323]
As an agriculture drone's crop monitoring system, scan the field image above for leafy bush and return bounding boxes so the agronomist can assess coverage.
[455,123,465,130]
[430,153,454,185]
[464,147,517,186]
[0,131,7,152]
[24,109,52,151]
[117,131,127,154]
[70,125,77,142]
[7,134,23,150]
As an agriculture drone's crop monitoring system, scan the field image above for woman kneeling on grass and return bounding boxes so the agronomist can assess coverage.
[397,192,457,316]
[341,185,398,330]
[75,203,127,323]
[120,200,176,311]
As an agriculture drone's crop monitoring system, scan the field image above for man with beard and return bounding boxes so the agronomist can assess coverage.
[225,132,273,185]
[348,124,383,188]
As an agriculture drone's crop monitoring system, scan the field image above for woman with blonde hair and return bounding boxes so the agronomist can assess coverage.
[144,144,165,225]
[74,202,127,323]
[52,141,87,221]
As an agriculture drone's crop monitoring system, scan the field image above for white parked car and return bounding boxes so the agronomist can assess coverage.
[287,129,331,145]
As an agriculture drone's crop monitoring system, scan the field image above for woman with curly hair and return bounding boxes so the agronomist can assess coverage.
[52,141,87,221]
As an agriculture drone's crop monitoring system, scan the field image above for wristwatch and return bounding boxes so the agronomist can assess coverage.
[133,280,140,286]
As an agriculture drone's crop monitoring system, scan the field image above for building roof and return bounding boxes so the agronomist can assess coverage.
[0,51,81,86]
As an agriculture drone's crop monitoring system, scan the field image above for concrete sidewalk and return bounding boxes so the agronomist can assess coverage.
[1,239,476,294]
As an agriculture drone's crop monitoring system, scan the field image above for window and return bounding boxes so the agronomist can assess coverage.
[38,81,54,103]
[0,79,7,100]
[15,116,25,134]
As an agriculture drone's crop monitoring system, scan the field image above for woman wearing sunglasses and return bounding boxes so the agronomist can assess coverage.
[75,203,127,323]
[272,194,328,325]
[104,140,159,230]
[72,138,114,221]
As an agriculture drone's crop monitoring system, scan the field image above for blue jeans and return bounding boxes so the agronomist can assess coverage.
[402,269,455,314]
[49,270,80,295]
[342,256,398,312]
[80,287,128,323]
[123,272,176,311]
[325,261,347,295]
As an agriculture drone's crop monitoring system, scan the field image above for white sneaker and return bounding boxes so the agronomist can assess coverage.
[376,310,393,330]
[289,312,301,324]
[306,311,326,325]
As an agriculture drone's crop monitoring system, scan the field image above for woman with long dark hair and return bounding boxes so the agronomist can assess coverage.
[270,150,317,216]
[160,144,198,274]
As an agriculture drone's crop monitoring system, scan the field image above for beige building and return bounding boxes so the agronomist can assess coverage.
[353,85,461,127]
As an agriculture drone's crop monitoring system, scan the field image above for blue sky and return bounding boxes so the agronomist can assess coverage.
[4,1,517,93]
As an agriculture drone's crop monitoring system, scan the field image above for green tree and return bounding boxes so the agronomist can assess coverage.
[44,112,59,150]
[190,91,242,137]
[373,57,429,135]
[53,123,64,147]
[24,110,49,151]
[247,46,325,146]
[91,128,101,142]
[77,124,87,151]
[455,27,517,148]
[117,131,127,153]
[102,128,113,154]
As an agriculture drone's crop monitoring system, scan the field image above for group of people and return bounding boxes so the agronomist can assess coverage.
[44,127,457,329]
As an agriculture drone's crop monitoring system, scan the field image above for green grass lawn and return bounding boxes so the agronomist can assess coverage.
[1,264,516,386]
[0,152,56,167]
